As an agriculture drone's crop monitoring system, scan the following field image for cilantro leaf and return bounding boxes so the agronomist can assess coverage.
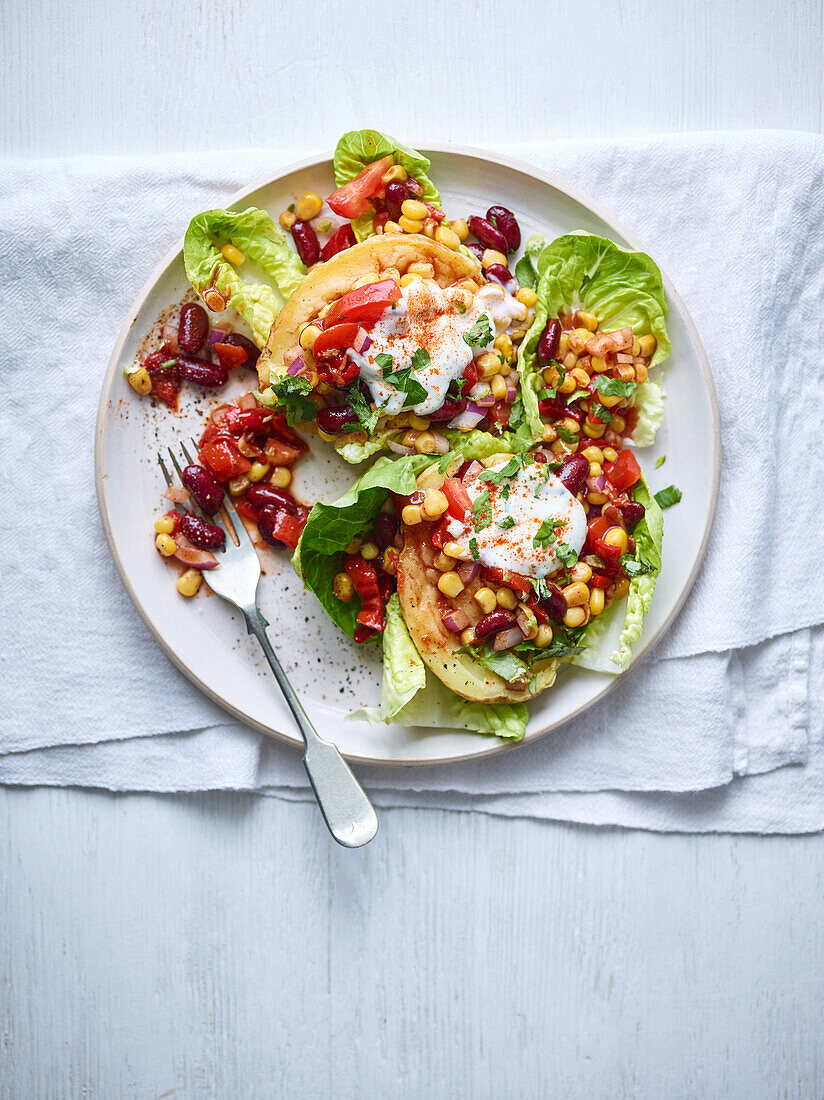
[499,515,515,530]
[555,542,579,568]
[533,519,559,549]
[591,375,637,399]
[463,314,493,347]
[555,423,580,445]
[472,491,493,532]
[478,455,522,484]
[410,347,431,372]
[654,485,683,509]
[374,352,393,370]
[469,537,479,561]
[344,386,382,434]
[456,644,529,686]
[268,375,318,426]
[531,577,551,601]
[620,555,656,578]
[381,361,428,407]
[590,402,614,424]
[655,454,666,469]
[500,483,511,500]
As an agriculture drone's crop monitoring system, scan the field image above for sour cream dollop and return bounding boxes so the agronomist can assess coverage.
[347,280,526,417]
[447,456,588,579]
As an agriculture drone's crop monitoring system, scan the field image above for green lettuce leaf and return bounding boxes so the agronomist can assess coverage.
[513,233,545,290]
[333,129,441,208]
[628,380,665,447]
[571,475,664,673]
[349,597,527,739]
[333,426,525,465]
[183,207,306,347]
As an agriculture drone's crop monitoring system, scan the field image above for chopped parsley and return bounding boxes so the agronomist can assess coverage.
[555,542,579,568]
[410,347,431,372]
[590,402,613,424]
[555,423,580,445]
[469,537,479,561]
[472,491,493,532]
[344,386,382,434]
[268,375,317,426]
[463,314,493,348]
[478,455,522,484]
[499,515,516,530]
[380,354,428,407]
[591,376,636,399]
[508,391,526,431]
[655,454,666,469]
[501,483,511,500]
[654,484,683,509]
[621,555,656,578]
[533,518,564,549]
[374,352,393,371]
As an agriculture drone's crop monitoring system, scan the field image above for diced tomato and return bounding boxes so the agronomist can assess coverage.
[424,203,445,222]
[213,342,248,370]
[312,323,361,357]
[264,509,303,550]
[320,222,357,262]
[431,517,452,549]
[234,498,260,524]
[538,396,585,422]
[376,573,394,604]
[481,566,532,595]
[264,413,308,451]
[605,448,641,493]
[589,574,611,589]
[442,478,472,522]
[344,555,386,633]
[592,538,623,577]
[462,361,478,389]
[486,403,511,427]
[316,352,359,386]
[198,436,251,482]
[163,509,182,535]
[223,407,273,434]
[323,280,400,328]
[583,514,611,554]
[151,375,180,410]
[372,211,389,234]
[263,437,303,467]
[326,156,395,218]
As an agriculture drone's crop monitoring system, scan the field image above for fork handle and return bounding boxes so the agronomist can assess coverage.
[243,608,378,849]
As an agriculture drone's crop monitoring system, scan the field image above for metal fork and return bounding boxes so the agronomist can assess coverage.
[158,442,378,849]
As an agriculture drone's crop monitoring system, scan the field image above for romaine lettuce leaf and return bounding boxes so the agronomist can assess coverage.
[628,380,665,447]
[333,129,441,208]
[571,475,664,673]
[513,233,545,290]
[334,426,526,465]
[349,596,527,739]
[183,207,306,346]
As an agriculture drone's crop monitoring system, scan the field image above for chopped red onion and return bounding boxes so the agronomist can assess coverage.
[457,560,481,584]
[448,404,487,431]
[208,329,226,346]
[237,391,257,410]
[429,434,450,455]
[469,382,493,402]
[504,381,518,404]
[492,627,525,651]
[209,403,233,425]
[387,440,415,456]
[173,536,218,570]
[353,327,372,353]
[286,356,307,377]
[441,608,470,633]
[164,485,190,504]
[516,610,538,640]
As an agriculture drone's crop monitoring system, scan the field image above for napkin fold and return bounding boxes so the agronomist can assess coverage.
[1,131,822,832]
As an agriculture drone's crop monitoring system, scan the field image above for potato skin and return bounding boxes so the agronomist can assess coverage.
[396,527,558,704]
[257,234,481,387]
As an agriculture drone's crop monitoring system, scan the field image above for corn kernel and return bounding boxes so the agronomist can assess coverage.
[155,533,176,557]
[401,198,428,221]
[482,249,507,269]
[345,537,362,554]
[416,464,445,492]
[588,462,603,477]
[382,164,408,184]
[632,337,641,356]
[493,334,514,360]
[564,606,587,628]
[408,261,435,279]
[333,572,354,601]
[460,627,477,647]
[352,273,380,289]
[176,568,203,597]
[360,541,380,561]
[543,366,561,387]
[570,562,593,583]
[567,331,587,354]
[127,367,152,395]
[588,355,608,374]
[490,374,508,401]
[558,333,570,357]
[496,587,517,611]
[634,363,649,384]
[247,461,270,483]
[401,430,420,448]
[474,587,498,614]
[402,504,422,525]
[434,225,461,250]
[638,334,657,357]
[611,415,626,433]
[294,192,323,221]
[511,327,527,344]
[437,571,464,598]
[562,581,590,607]
[434,552,455,572]
[279,210,297,230]
[589,588,606,617]
[450,218,469,241]
[535,623,554,648]
[582,446,604,463]
[317,428,338,442]
[550,439,573,455]
[440,542,462,559]
[407,414,430,431]
[422,489,448,520]
[602,447,618,463]
[542,425,558,443]
[270,467,292,489]
[583,420,607,439]
[557,374,577,395]
[499,362,512,377]
[476,352,502,380]
[383,547,399,575]
[227,475,250,497]
[516,287,538,307]
[221,243,245,266]
[399,216,424,235]
[558,418,580,436]
[414,432,438,454]
[603,526,629,553]
[383,220,403,235]
[399,273,421,288]
[616,364,635,383]
[154,515,175,535]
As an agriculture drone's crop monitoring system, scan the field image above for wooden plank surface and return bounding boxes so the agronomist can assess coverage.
[2,0,823,1095]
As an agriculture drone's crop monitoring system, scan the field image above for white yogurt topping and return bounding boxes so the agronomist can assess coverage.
[348,280,526,417]
[448,456,588,579]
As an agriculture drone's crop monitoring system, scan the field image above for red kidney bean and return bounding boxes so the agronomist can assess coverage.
[222,332,260,368]
[315,406,360,434]
[385,181,409,222]
[468,215,508,255]
[427,396,467,422]
[246,484,298,515]
[486,205,521,251]
[465,242,485,262]
[180,512,225,549]
[178,302,210,354]
[484,263,517,292]
[257,506,288,549]
[291,220,320,266]
[558,453,589,496]
[537,584,567,621]
[175,355,228,388]
[619,500,646,531]
[475,609,517,638]
[181,464,223,516]
[537,320,561,365]
[373,513,398,550]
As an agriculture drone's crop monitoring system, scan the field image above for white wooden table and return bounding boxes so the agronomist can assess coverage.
[2,2,823,1096]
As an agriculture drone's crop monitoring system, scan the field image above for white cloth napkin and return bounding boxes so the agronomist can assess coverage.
[1,132,822,832]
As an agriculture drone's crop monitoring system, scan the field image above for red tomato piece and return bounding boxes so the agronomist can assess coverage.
[234,498,260,525]
[163,509,182,535]
[198,436,251,482]
[486,403,511,427]
[442,478,472,522]
[326,156,395,218]
[263,437,303,467]
[462,361,478,389]
[265,509,303,550]
[431,517,452,549]
[481,566,532,595]
[320,222,357,262]
[592,538,623,577]
[312,323,361,357]
[323,280,400,328]
[605,449,641,493]
[151,375,180,410]
[589,574,611,589]
[583,514,611,554]
[344,556,386,632]
[213,342,249,370]
[223,407,273,434]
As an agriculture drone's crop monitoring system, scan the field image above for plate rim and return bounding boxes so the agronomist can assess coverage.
[95,143,721,768]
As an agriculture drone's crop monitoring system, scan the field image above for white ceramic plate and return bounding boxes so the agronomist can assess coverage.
[95,146,720,766]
